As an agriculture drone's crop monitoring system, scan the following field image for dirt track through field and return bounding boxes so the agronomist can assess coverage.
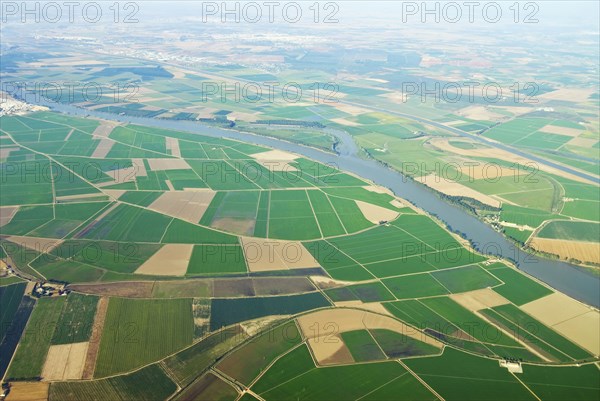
[82,296,108,379]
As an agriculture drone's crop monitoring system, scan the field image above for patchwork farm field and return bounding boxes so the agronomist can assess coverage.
[1,111,598,401]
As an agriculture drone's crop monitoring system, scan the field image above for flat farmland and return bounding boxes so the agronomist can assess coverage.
[216,320,301,385]
[0,283,26,341]
[268,190,321,240]
[404,348,536,401]
[163,325,247,387]
[430,264,501,293]
[51,293,99,345]
[94,298,194,377]
[7,297,66,379]
[172,372,238,401]
[186,244,248,275]
[49,363,176,401]
[253,356,437,401]
[76,203,172,243]
[340,329,386,362]
[490,267,553,305]
[537,220,600,242]
[210,292,330,330]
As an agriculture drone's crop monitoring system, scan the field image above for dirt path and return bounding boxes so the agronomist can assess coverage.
[82,296,109,379]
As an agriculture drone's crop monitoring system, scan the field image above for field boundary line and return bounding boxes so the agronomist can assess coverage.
[305,189,324,239]
[397,360,446,401]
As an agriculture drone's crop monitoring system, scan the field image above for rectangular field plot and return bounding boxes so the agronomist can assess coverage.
[207,190,260,236]
[370,329,440,358]
[28,202,109,238]
[7,297,66,379]
[268,190,321,240]
[490,267,553,305]
[186,244,248,275]
[0,160,54,206]
[307,190,346,237]
[51,293,98,345]
[76,204,172,243]
[49,363,176,401]
[519,364,600,401]
[304,240,373,281]
[382,274,449,299]
[404,348,536,401]
[0,283,26,341]
[430,265,501,293]
[94,298,194,377]
[537,220,600,242]
[210,293,330,330]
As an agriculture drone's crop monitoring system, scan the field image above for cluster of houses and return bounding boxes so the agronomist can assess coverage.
[32,282,69,298]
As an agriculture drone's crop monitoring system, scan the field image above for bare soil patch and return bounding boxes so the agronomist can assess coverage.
[450,288,510,312]
[135,244,193,276]
[250,149,298,161]
[148,190,215,223]
[529,238,600,264]
[4,235,63,253]
[241,237,320,272]
[416,174,501,208]
[147,158,191,171]
[567,137,598,148]
[90,138,115,158]
[165,137,181,157]
[70,282,154,298]
[42,342,89,380]
[212,217,256,236]
[308,335,354,366]
[82,297,108,379]
[521,293,599,355]
[5,382,48,401]
[539,125,582,137]
[355,200,400,224]
[0,206,19,227]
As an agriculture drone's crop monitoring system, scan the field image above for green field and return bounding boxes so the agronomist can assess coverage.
[7,297,66,379]
[217,320,301,385]
[172,372,238,401]
[341,329,386,362]
[163,325,248,387]
[490,267,553,305]
[49,363,177,401]
[51,293,98,345]
[405,348,537,401]
[0,283,26,341]
[94,298,194,377]
[210,293,329,330]
[537,220,600,242]
[253,347,437,401]
[186,244,247,275]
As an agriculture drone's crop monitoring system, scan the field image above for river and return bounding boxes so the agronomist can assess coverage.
[31,102,600,307]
